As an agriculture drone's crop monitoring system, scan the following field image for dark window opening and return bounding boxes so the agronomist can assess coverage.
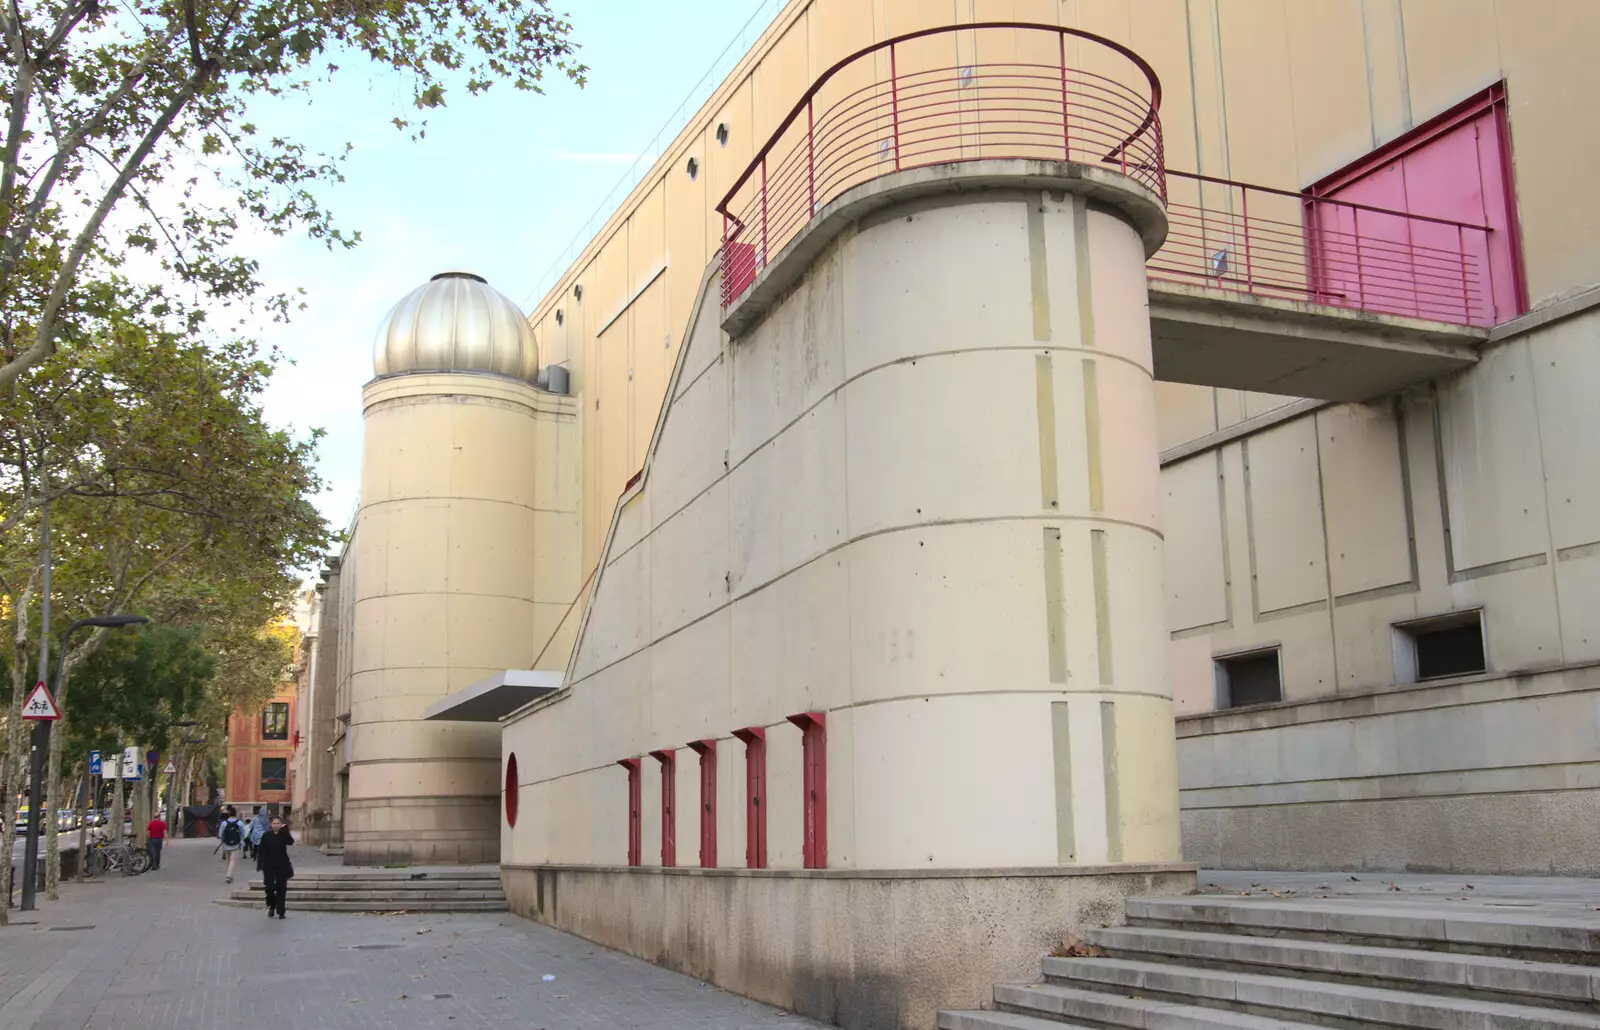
[1398,610,1486,681]
[261,702,289,740]
[1216,648,1282,708]
[260,758,287,792]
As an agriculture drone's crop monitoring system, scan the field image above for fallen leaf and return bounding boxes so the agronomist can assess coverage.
[1048,934,1105,958]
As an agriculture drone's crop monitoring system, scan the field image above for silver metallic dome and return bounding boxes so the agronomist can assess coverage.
[373,272,540,383]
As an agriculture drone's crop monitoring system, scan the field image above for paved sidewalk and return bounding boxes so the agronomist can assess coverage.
[0,838,831,1030]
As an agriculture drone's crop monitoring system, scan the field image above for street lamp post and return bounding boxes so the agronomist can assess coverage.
[20,614,149,910]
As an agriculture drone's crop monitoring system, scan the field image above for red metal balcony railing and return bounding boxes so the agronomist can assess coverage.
[715,22,1165,308]
[716,24,1495,329]
[1151,171,1494,327]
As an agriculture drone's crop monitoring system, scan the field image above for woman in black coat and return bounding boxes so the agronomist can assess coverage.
[255,815,294,918]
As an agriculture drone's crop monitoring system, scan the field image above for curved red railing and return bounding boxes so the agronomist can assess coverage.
[716,23,1165,308]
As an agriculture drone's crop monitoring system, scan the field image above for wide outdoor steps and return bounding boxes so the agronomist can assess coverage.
[218,869,508,913]
[939,893,1600,1030]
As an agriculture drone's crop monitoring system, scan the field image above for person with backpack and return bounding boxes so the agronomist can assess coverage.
[216,805,245,883]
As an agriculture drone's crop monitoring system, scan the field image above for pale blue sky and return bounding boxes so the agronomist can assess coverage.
[250,1,781,532]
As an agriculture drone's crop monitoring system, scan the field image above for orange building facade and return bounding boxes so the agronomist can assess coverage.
[224,688,298,817]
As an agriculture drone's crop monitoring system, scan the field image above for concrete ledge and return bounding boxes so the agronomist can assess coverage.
[1149,282,1486,402]
[722,158,1168,339]
[502,860,1197,880]
[505,862,1196,1030]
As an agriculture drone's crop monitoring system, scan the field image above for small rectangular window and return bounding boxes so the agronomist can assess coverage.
[260,758,287,792]
[1395,609,1485,683]
[1215,647,1283,708]
[261,702,289,741]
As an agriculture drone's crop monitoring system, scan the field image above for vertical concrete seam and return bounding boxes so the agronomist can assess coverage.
[1051,701,1075,863]
[1091,528,1113,686]
[1099,699,1122,863]
[1035,355,1060,511]
[1393,0,1413,130]
[1027,195,1052,342]
[1521,342,1568,660]
[1311,411,1342,691]
[1071,196,1096,349]
[1207,0,1233,181]
[1082,358,1104,514]
[1043,527,1069,685]
[1215,448,1235,629]
[1359,0,1380,149]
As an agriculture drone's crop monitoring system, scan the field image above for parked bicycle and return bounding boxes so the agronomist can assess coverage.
[85,834,149,876]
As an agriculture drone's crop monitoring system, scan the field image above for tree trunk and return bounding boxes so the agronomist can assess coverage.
[75,765,90,882]
[0,616,34,926]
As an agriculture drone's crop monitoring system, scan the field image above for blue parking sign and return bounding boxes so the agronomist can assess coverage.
[88,750,102,776]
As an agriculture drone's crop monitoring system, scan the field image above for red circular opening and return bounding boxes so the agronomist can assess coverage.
[504,752,519,827]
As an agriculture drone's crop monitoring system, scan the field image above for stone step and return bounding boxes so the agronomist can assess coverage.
[245,879,501,891]
[231,888,505,903]
[282,870,499,881]
[937,1010,1101,1030]
[1043,956,1600,1029]
[214,898,509,913]
[1083,926,1599,1010]
[1127,897,1600,963]
[987,983,1328,1029]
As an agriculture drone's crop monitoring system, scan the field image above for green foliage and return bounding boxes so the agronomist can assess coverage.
[64,624,215,757]
[0,0,586,387]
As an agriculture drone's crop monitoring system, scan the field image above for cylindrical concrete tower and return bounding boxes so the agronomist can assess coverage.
[344,272,560,865]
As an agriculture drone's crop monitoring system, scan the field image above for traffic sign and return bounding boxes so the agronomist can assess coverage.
[163,760,176,774]
[21,681,60,720]
[88,750,102,776]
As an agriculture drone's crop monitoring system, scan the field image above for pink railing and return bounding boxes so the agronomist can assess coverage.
[716,26,1495,329]
[1150,171,1494,326]
[716,23,1165,308]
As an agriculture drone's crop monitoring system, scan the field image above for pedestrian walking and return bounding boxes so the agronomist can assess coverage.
[216,805,245,883]
[246,807,269,861]
[144,813,167,870]
[255,815,295,919]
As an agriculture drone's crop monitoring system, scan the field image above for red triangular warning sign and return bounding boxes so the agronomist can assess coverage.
[21,681,60,720]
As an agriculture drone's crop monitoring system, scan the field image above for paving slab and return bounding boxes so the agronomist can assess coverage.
[0,838,832,1029]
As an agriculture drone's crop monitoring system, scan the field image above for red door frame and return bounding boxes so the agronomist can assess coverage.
[686,739,718,868]
[730,727,767,869]
[649,749,677,867]
[1305,81,1528,317]
[787,712,827,869]
[617,758,642,867]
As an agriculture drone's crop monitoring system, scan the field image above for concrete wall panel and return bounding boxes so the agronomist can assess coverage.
[1317,403,1412,598]
[1244,418,1328,615]
[1161,454,1228,633]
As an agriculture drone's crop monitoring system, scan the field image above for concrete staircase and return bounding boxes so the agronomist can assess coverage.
[219,868,507,913]
[940,893,1600,1030]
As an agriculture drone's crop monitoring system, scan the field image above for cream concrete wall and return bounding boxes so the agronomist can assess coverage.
[528,1,1600,584]
[505,171,1183,875]
[502,864,1195,1030]
[344,372,579,865]
[1163,306,1600,871]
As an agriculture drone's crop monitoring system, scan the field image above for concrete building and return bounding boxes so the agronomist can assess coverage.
[224,686,297,819]
[293,3,1600,1027]
[328,271,582,865]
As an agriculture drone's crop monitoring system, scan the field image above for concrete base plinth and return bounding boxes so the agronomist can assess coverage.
[342,795,499,866]
[503,863,1196,1030]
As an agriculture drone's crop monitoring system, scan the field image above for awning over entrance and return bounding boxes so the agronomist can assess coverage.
[423,669,562,722]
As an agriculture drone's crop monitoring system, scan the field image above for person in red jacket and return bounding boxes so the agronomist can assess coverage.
[145,814,167,871]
